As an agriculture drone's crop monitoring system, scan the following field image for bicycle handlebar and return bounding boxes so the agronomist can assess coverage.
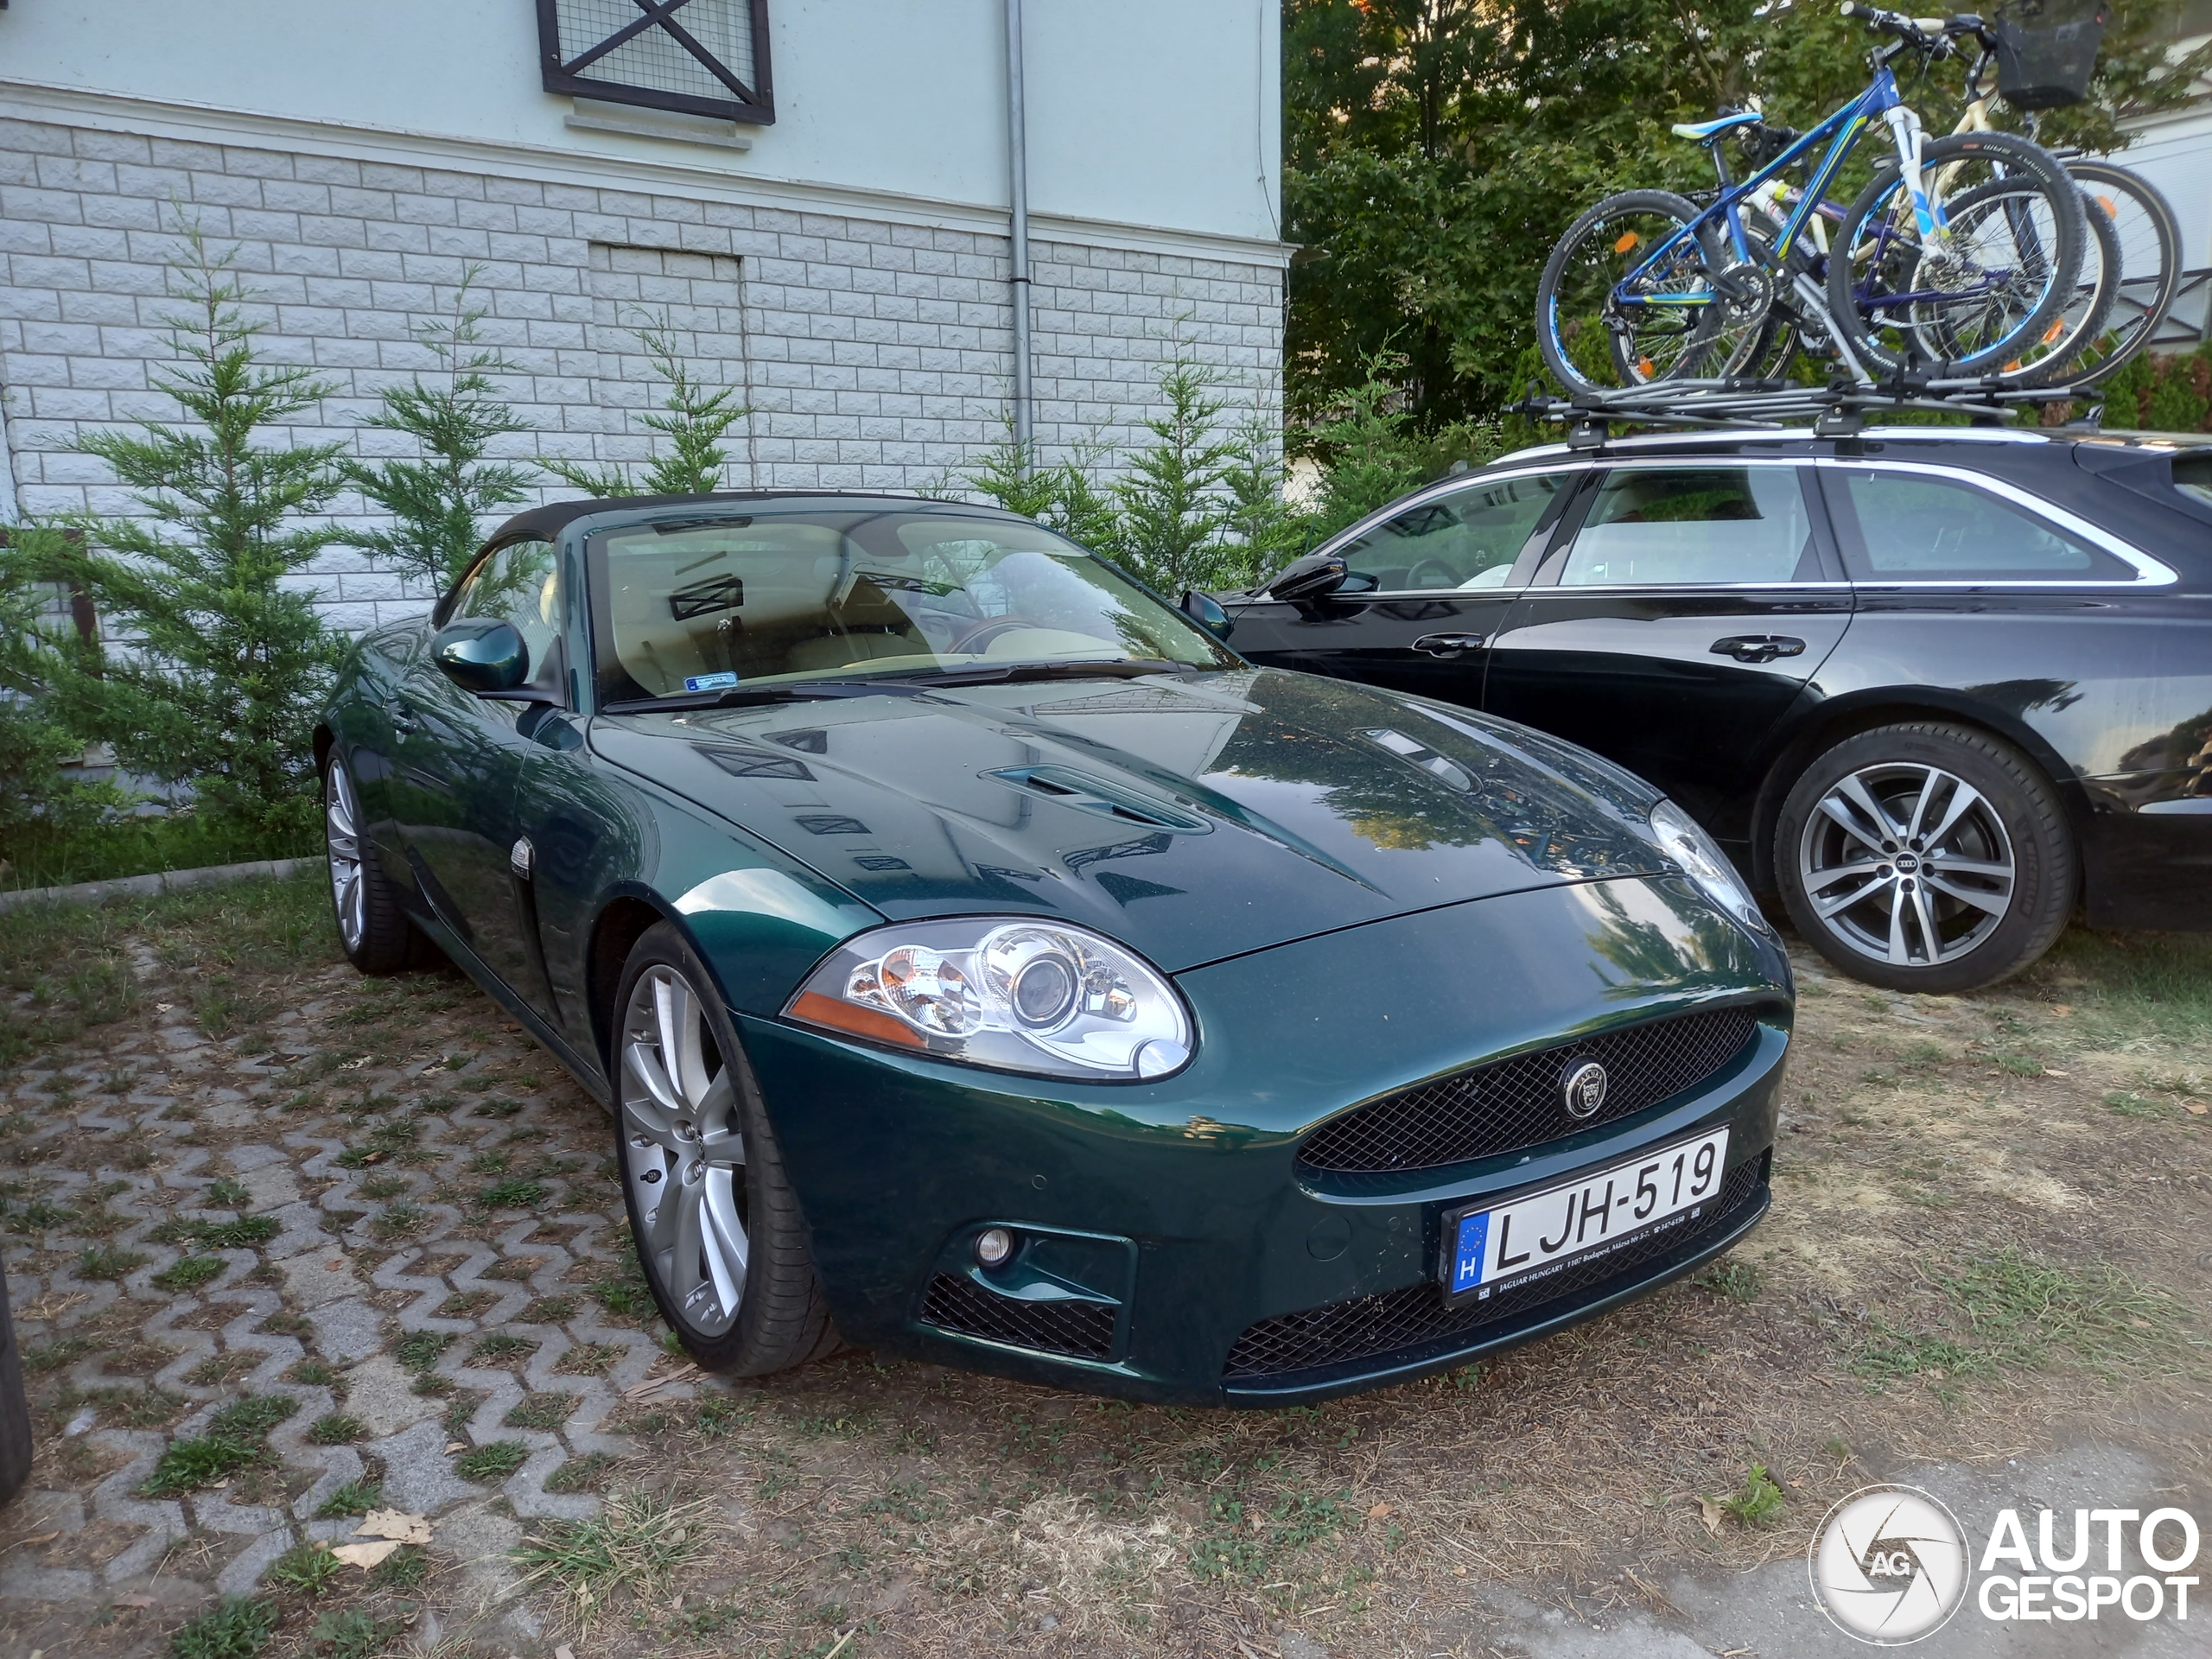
[1837,3,1993,48]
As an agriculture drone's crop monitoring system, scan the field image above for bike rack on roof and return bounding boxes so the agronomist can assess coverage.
[1510,374,2101,448]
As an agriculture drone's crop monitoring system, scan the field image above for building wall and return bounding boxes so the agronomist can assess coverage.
[0,109,1285,632]
[0,0,1282,246]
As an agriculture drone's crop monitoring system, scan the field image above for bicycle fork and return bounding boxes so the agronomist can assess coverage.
[1884,104,1948,244]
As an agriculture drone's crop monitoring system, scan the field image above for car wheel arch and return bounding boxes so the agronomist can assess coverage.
[1746,693,2088,894]
[588,893,685,1082]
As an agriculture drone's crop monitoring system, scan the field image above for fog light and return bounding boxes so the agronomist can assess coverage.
[975,1227,1014,1266]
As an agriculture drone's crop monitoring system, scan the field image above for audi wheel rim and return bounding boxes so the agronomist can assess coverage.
[1799,762,2015,968]
[325,762,366,954]
[620,965,748,1337]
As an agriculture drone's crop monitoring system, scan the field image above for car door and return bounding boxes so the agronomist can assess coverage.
[388,537,568,1006]
[1479,460,1853,851]
[1224,467,1584,707]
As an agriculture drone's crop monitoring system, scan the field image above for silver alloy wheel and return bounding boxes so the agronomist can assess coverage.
[1798,761,2015,968]
[620,965,748,1338]
[324,760,365,954]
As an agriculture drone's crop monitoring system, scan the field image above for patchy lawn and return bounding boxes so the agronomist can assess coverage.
[0,872,2205,1658]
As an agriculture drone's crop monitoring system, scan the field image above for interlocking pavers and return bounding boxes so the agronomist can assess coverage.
[0,942,691,1641]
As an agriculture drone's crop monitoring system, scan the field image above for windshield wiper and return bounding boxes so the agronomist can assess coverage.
[897,659,1205,688]
[599,679,924,715]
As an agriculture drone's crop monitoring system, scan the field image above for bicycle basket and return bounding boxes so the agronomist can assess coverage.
[1993,1,2109,110]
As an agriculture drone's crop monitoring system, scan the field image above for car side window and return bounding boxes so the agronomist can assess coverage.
[450,539,563,690]
[1559,467,1817,587]
[1826,468,2139,582]
[1335,473,1569,592]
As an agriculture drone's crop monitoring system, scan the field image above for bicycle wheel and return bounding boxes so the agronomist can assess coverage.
[2056,158,2183,390]
[1538,190,1730,394]
[1930,174,2120,388]
[1827,131,2084,381]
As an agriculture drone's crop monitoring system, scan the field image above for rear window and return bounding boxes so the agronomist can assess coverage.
[1827,468,2140,583]
[2174,452,2212,510]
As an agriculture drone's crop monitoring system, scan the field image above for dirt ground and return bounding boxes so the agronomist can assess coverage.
[0,872,2205,1659]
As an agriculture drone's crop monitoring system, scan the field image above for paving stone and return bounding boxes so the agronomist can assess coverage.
[279,1249,363,1309]
[346,1352,438,1437]
[307,1294,384,1362]
[373,1418,477,1516]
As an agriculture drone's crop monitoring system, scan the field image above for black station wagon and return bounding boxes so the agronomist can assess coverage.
[1223,429,2212,993]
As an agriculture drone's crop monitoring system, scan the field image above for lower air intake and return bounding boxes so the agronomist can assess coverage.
[1224,1156,1766,1382]
[920,1273,1117,1361]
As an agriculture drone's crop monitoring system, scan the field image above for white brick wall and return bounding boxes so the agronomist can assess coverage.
[0,115,1284,632]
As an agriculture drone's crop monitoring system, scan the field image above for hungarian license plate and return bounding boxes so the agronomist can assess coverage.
[1440,1128,1731,1305]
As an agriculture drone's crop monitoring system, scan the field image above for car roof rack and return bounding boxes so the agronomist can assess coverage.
[1509,374,2101,449]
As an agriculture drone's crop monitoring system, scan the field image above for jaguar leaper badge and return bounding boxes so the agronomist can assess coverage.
[1562,1059,1609,1119]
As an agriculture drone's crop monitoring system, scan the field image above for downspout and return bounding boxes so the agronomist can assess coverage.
[1004,0,1033,467]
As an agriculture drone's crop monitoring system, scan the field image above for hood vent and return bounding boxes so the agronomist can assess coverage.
[986,766,1211,834]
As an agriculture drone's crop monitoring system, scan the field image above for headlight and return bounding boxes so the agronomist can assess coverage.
[1648,800,1770,937]
[785,918,1194,1081]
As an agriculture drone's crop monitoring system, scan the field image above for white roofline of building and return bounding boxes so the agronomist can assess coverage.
[0,76,1297,269]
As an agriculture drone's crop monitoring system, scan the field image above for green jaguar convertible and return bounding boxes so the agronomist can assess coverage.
[317,494,1793,1405]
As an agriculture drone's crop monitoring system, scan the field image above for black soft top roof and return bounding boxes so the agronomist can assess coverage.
[483,491,1013,545]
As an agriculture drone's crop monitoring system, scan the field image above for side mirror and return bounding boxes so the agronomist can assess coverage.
[432,619,527,694]
[1265,552,1349,604]
[1180,588,1234,642]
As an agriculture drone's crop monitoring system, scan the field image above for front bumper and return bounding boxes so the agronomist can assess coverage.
[737,874,1791,1406]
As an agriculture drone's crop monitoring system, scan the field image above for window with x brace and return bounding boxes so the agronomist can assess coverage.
[537,0,774,125]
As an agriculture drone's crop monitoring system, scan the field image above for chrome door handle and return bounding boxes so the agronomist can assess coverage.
[387,700,419,734]
[1710,634,1806,664]
[1413,632,1487,657]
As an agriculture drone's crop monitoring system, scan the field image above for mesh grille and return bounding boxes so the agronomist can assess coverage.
[1224,1157,1764,1382]
[1298,1008,1760,1175]
[920,1274,1117,1361]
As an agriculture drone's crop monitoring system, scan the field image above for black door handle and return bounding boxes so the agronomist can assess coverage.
[1413,632,1487,657]
[1710,634,1806,664]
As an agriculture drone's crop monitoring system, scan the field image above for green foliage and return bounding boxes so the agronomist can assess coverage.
[341,268,537,590]
[140,1390,301,1497]
[1281,0,2210,424]
[33,225,343,836]
[543,311,747,498]
[1719,1462,1786,1528]
[307,1608,393,1659]
[455,1439,531,1481]
[170,1596,277,1659]
[264,1539,342,1597]
[307,1412,365,1445]
[2098,342,2212,435]
[393,1328,454,1372]
[315,1477,384,1518]
[152,1254,227,1292]
[1109,352,1242,594]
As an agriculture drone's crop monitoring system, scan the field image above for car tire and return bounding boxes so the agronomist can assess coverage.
[610,921,838,1376]
[323,751,435,976]
[1775,723,2075,995]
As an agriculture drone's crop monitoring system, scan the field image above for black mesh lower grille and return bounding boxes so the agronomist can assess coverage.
[1298,1007,1760,1175]
[1223,1157,1765,1382]
[920,1274,1117,1360]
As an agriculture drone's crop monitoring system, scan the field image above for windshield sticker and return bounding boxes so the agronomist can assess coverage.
[683,671,741,693]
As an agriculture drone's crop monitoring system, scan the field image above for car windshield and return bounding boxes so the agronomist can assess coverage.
[588,507,1235,703]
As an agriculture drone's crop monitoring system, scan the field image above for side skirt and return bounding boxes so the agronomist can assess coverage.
[409,911,612,1112]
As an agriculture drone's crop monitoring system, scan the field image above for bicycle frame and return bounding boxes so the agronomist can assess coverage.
[1616,64,1940,312]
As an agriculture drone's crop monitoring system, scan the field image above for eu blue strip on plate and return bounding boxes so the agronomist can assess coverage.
[684,671,741,693]
[1452,1211,1488,1295]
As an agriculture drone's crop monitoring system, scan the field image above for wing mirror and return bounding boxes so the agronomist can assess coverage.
[1180,588,1233,641]
[1265,552,1350,603]
[432,619,529,694]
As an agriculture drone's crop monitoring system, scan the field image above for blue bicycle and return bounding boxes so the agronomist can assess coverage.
[1537,4,2086,395]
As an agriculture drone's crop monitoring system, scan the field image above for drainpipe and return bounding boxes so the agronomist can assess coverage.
[1004,0,1033,467]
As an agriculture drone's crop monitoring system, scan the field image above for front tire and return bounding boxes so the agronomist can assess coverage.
[1539,189,1724,394]
[611,922,836,1376]
[1775,723,2076,995]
